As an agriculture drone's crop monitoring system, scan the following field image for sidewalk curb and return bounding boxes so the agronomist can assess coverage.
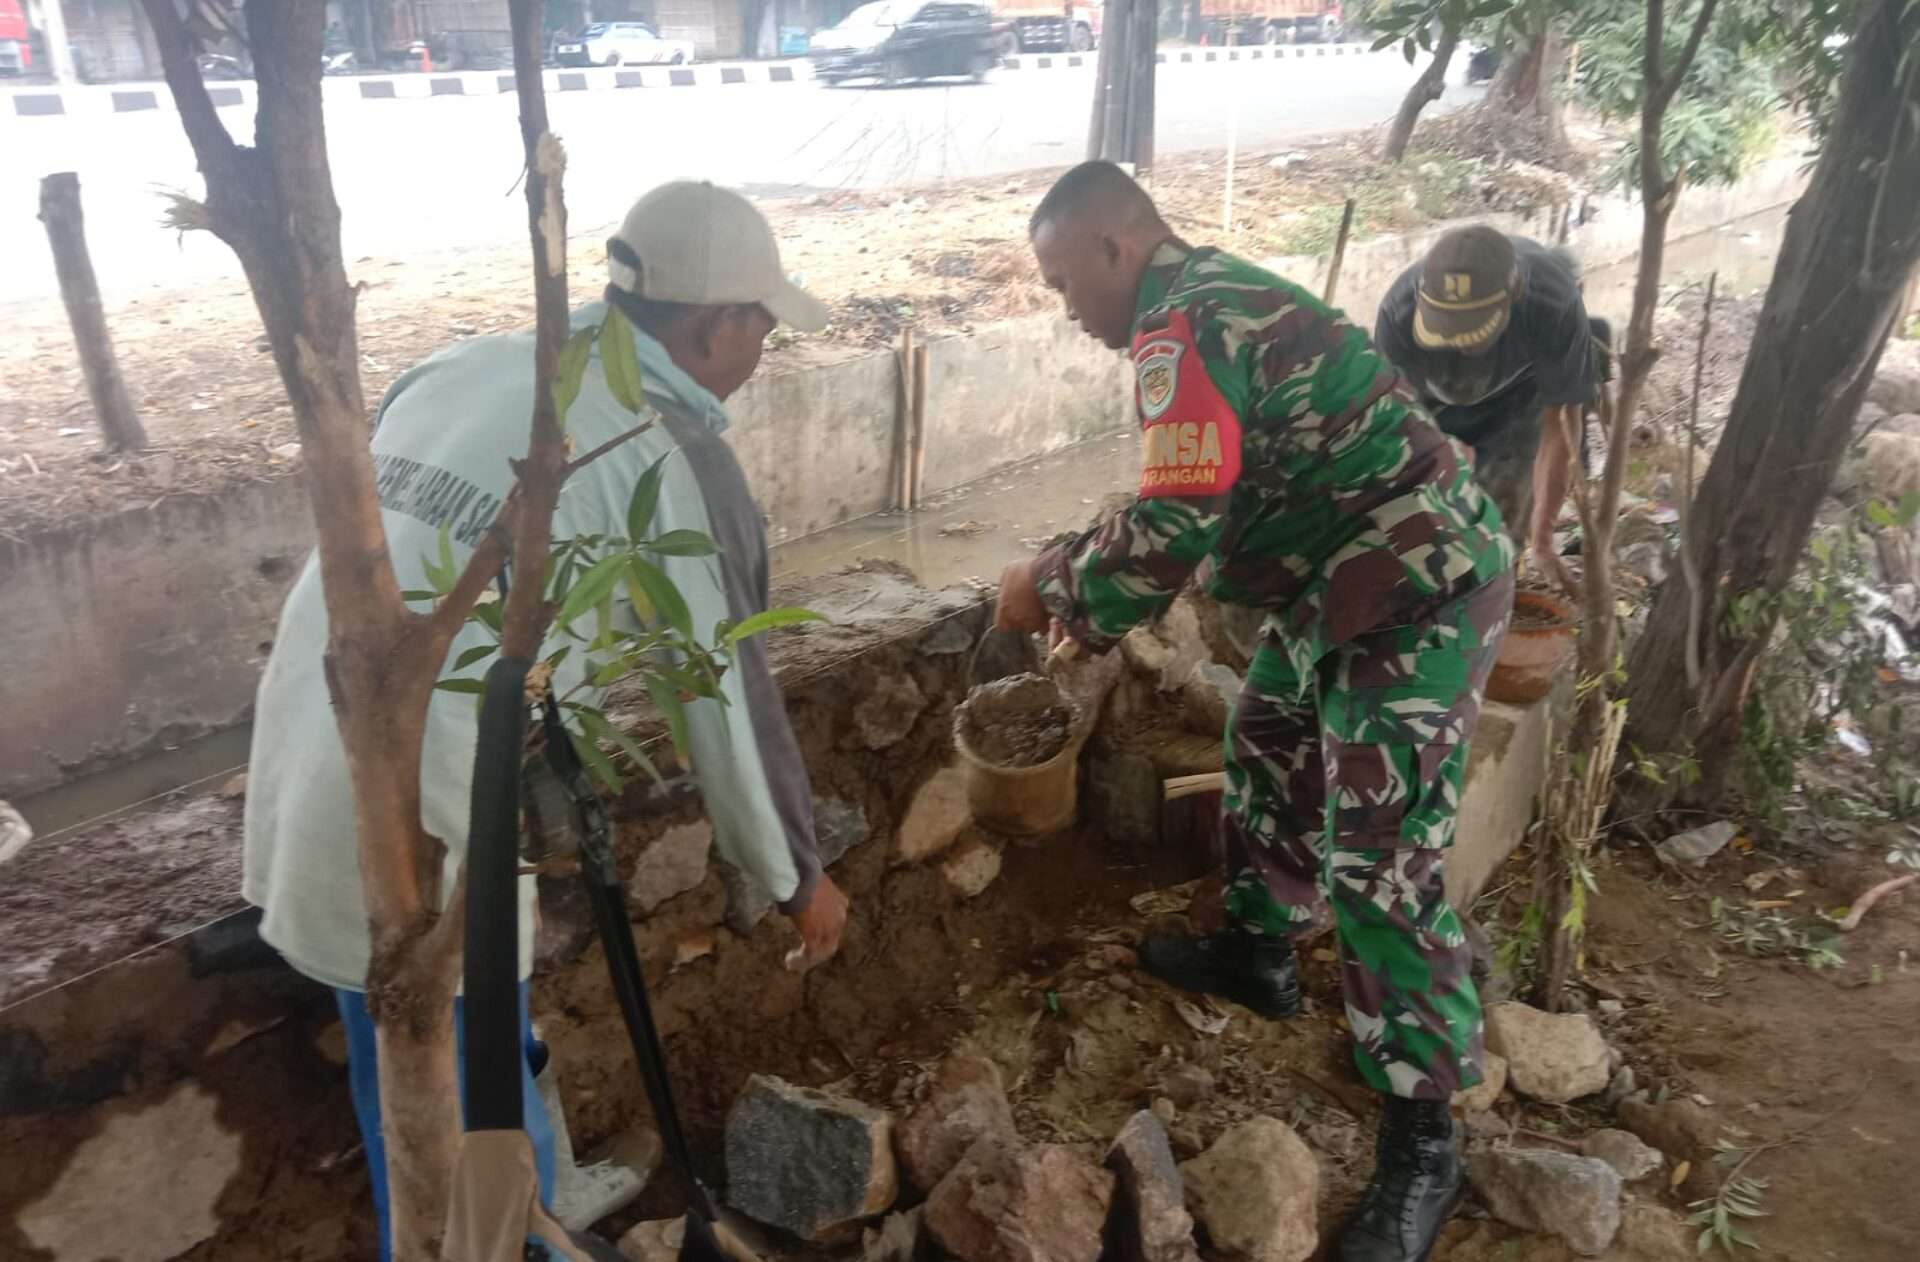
[6,42,1386,117]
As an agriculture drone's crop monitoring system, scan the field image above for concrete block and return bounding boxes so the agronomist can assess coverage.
[897,766,972,863]
[15,1081,243,1261]
[1445,697,1551,910]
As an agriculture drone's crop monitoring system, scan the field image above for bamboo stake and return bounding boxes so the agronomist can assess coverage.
[1164,771,1226,800]
[1322,198,1357,305]
[894,327,916,511]
[909,341,930,511]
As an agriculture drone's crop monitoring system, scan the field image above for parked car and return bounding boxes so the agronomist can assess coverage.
[554,21,695,67]
[811,0,995,86]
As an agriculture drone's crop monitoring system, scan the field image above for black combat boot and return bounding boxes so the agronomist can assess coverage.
[1334,1096,1465,1262]
[1136,928,1301,1018]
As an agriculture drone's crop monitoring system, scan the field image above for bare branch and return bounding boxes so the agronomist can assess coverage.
[1652,0,1723,118]
[566,416,659,476]
[1679,273,1716,693]
[139,0,241,190]
[499,0,574,663]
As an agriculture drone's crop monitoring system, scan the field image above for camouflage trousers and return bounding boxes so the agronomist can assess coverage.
[1221,573,1513,1100]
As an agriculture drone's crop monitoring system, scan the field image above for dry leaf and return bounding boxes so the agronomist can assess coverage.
[1173,999,1230,1037]
[1670,1160,1691,1190]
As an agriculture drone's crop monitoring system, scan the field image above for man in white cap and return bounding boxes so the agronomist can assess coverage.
[243,181,845,1260]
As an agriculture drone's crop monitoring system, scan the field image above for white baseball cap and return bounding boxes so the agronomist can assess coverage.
[608,181,829,333]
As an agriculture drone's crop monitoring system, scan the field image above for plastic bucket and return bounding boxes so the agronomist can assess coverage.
[953,675,1087,837]
[1486,589,1578,706]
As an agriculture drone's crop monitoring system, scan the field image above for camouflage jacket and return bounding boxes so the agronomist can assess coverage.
[1033,242,1513,686]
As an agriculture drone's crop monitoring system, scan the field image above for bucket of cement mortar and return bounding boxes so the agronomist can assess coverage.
[953,672,1087,835]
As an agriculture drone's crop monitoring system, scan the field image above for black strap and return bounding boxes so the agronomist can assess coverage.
[472,569,725,1253]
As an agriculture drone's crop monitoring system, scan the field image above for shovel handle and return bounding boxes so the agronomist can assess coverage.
[1164,772,1227,801]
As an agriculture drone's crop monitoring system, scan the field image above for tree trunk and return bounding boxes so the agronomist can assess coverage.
[141,1,577,1255]
[1185,0,1203,43]
[1383,21,1461,162]
[1533,0,1720,1009]
[1480,25,1565,155]
[1622,0,1920,811]
[38,172,146,452]
[1130,0,1158,171]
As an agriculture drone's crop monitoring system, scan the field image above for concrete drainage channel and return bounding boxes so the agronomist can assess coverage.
[0,562,1555,1259]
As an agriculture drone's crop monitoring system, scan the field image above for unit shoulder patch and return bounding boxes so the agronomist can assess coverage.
[1132,311,1242,499]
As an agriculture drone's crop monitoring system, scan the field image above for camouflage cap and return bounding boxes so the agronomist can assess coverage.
[1414,225,1517,353]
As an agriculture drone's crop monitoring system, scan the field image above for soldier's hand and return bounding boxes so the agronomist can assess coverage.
[784,875,848,973]
[994,560,1050,634]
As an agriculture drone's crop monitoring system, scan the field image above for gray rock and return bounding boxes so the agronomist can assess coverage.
[896,1056,1017,1192]
[1604,1064,1639,1108]
[1180,1117,1319,1262]
[1453,1051,1508,1114]
[923,615,982,656]
[630,820,713,912]
[1609,1199,1697,1260]
[1086,750,1164,850]
[926,1139,1115,1262]
[725,1075,897,1240]
[1618,540,1669,587]
[1867,363,1920,415]
[1466,1147,1623,1256]
[941,835,1003,898]
[1582,1128,1665,1182]
[1485,1001,1612,1104]
[862,1207,924,1262]
[1106,1111,1200,1262]
[853,673,929,749]
[1654,821,1736,868]
[813,796,868,869]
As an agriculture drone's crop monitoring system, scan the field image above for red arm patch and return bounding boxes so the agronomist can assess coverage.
[1133,310,1243,499]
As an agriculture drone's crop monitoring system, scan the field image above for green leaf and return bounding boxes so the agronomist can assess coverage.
[626,450,674,541]
[556,554,629,630]
[600,306,647,413]
[627,557,693,639]
[554,325,596,421]
[570,725,622,791]
[453,643,497,671]
[643,529,719,557]
[645,675,692,754]
[435,677,488,694]
[1403,34,1417,62]
[725,606,827,645]
[603,720,665,788]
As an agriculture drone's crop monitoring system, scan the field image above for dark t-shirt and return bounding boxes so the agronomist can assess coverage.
[1374,237,1595,449]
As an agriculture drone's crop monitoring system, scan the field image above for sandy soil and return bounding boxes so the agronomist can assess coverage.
[0,129,1567,540]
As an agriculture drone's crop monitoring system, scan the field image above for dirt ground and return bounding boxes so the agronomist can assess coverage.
[744,829,1919,1261]
[0,791,246,1008]
[0,127,1570,540]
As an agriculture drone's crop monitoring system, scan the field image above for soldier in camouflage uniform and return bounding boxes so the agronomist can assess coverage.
[994,162,1513,1262]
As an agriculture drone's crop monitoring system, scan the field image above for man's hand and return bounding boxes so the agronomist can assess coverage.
[784,874,848,973]
[995,559,1051,634]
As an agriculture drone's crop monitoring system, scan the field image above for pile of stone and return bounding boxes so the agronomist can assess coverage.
[617,1052,1327,1262]
[621,997,1708,1262]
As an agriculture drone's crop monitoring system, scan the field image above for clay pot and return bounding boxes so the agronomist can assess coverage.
[1486,589,1577,706]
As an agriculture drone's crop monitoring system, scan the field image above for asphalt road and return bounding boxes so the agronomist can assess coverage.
[1,53,1471,304]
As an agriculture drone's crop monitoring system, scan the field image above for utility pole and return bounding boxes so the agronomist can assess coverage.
[38,0,79,84]
[1088,0,1157,169]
